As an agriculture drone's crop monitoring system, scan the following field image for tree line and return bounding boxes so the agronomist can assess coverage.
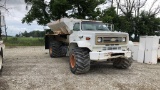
[22,0,160,41]
[16,30,45,37]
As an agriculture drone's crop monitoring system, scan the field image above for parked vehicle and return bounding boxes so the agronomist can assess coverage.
[0,14,5,75]
[45,18,132,74]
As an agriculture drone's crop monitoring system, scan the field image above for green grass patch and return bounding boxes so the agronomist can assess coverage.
[3,37,44,46]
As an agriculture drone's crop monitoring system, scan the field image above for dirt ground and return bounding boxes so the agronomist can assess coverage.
[0,46,160,90]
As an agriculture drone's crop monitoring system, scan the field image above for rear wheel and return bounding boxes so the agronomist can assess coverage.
[49,41,67,57]
[113,58,132,69]
[49,41,62,58]
[60,46,68,57]
[69,48,90,74]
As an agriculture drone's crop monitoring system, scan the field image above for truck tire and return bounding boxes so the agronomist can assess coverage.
[60,46,68,57]
[113,58,132,69]
[49,41,62,58]
[69,48,90,74]
[0,55,3,75]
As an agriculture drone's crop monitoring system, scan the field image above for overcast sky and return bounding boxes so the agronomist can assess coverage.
[1,0,44,36]
[0,0,160,36]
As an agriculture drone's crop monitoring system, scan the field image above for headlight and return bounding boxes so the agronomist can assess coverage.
[97,37,102,42]
[122,37,126,42]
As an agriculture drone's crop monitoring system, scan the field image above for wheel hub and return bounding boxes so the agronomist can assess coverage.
[70,54,76,68]
[49,47,52,55]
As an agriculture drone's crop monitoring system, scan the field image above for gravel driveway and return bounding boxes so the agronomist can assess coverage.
[0,46,160,90]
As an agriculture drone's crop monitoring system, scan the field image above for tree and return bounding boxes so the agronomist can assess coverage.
[99,7,120,31]
[22,0,106,25]
[22,31,28,37]
[133,0,147,17]
[22,0,51,25]
[116,0,135,18]
[114,0,160,41]
[148,0,160,16]
[68,0,105,19]
[0,0,8,11]
[15,34,20,37]
[20,30,45,37]
[134,11,160,39]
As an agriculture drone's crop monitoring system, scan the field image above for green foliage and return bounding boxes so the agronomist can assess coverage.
[118,16,132,32]
[4,37,44,46]
[16,30,45,37]
[49,0,72,20]
[22,0,105,25]
[68,0,105,19]
[99,7,120,30]
[100,7,117,23]
[23,0,160,42]
[98,6,160,41]
[132,11,160,41]
[22,0,50,25]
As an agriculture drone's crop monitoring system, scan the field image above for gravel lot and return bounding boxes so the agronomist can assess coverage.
[0,46,160,90]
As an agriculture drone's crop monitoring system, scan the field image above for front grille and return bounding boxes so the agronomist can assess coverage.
[108,47,121,50]
[102,47,121,50]
[105,44,119,46]
[103,37,124,43]
[96,36,127,45]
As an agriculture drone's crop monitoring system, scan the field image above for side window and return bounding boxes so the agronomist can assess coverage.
[73,23,80,31]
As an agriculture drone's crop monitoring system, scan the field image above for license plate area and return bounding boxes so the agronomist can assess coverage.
[111,53,124,56]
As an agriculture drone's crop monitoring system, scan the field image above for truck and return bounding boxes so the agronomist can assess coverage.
[45,18,132,74]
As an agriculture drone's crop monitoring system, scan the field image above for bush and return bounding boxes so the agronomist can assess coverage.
[3,37,44,46]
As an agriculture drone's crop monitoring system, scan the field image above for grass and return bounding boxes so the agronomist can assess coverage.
[3,37,45,46]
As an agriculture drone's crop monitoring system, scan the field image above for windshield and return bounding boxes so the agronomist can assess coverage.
[82,21,110,31]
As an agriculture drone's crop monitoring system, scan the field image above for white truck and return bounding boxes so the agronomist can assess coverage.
[45,18,132,74]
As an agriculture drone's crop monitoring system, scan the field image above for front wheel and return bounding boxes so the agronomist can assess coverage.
[113,58,132,69]
[69,48,90,74]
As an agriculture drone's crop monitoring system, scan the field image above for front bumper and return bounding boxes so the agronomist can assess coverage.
[89,50,131,61]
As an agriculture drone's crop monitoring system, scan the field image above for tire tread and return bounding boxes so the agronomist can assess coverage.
[113,58,132,69]
[70,48,90,74]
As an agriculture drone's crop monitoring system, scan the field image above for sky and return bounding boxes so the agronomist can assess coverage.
[1,0,44,36]
[0,0,160,36]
